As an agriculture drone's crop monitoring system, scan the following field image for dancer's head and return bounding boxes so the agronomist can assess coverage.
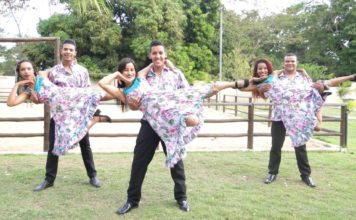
[283,53,298,74]
[148,40,166,69]
[253,58,273,79]
[117,57,137,88]
[252,58,273,99]
[16,60,37,82]
[61,39,77,64]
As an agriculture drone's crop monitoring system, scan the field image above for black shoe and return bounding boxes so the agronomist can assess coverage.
[321,91,332,101]
[94,109,112,123]
[178,200,190,212]
[302,176,316,188]
[116,202,138,215]
[264,174,277,184]
[34,180,54,191]
[94,109,102,116]
[89,177,101,188]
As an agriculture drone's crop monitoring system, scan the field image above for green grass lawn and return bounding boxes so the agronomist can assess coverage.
[1,152,355,219]
[316,107,356,151]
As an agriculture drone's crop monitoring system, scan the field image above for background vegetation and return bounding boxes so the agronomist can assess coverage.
[1,0,355,83]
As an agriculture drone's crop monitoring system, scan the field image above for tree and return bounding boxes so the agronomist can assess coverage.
[0,0,31,37]
[59,0,112,15]
[24,9,121,75]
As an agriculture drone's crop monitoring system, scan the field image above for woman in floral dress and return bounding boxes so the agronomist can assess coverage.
[246,58,355,147]
[7,60,112,156]
[99,58,254,167]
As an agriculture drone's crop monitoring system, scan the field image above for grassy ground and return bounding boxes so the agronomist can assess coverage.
[316,107,356,151]
[1,152,355,220]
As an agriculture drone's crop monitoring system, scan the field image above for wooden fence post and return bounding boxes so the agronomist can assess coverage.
[234,96,237,116]
[223,95,226,113]
[340,105,348,149]
[247,103,254,149]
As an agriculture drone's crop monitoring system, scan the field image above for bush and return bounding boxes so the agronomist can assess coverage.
[347,100,356,112]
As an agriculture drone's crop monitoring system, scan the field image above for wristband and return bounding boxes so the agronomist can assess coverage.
[322,80,330,90]
[243,79,249,88]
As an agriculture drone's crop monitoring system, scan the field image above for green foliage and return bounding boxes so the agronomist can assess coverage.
[338,81,352,98]
[298,63,334,81]
[347,100,356,111]
[32,9,121,73]
[22,43,55,70]
[3,0,354,83]
[0,44,30,76]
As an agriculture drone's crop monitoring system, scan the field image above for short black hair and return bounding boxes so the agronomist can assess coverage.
[62,39,77,49]
[149,40,164,51]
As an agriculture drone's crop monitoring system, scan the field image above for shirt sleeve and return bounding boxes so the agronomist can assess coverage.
[175,68,189,89]
[47,68,54,83]
[81,68,91,87]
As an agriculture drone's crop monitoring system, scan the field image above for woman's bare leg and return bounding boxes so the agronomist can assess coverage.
[314,109,323,131]
[88,117,99,130]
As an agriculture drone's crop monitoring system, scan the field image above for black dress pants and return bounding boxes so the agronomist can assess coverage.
[268,121,311,177]
[127,120,187,205]
[45,119,97,183]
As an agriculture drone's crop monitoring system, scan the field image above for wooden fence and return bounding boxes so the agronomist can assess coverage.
[0,37,61,150]
[0,97,348,150]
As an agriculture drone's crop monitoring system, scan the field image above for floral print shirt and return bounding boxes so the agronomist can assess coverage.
[271,71,313,121]
[48,62,91,88]
[142,66,189,120]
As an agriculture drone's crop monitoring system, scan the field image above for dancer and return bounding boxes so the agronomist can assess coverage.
[252,55,355,187]
[99,58,252,168]
[7,60,112,156]
[250,58,355,146]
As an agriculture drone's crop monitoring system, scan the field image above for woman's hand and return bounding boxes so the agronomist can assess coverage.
[251,76,267,84]
[312,81,325,94]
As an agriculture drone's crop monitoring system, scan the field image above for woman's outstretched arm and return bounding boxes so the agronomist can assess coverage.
[326,74,356,87]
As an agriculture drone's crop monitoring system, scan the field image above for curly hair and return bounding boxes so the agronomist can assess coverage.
[252,58,273,98]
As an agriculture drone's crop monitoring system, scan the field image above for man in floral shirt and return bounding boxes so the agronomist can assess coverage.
[34,39,101,191]
[117,40,190,214]
[264,53,316,188]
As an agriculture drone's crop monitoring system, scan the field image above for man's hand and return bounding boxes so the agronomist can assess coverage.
[165,59,175,70]
[312,81,325,94]
[29,91,40,103]
[258,83,271,94]
[127,97,141,110]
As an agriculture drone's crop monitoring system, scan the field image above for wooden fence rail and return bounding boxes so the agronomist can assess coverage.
[0,101,348,150]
